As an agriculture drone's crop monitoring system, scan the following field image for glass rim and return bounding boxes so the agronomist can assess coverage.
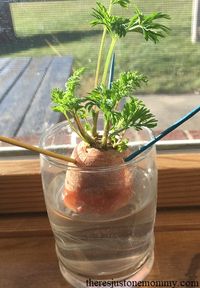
[39,121,156,172]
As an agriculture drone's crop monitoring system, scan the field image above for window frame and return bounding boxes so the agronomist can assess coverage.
[0,151,200,214]
[0,139,200,157]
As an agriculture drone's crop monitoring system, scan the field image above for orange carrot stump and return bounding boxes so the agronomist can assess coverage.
[64,141,133,214]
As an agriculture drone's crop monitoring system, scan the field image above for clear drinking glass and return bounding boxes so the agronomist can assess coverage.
[40,120,157,288]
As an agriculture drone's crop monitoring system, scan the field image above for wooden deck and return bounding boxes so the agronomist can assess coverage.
[0,55,73,139]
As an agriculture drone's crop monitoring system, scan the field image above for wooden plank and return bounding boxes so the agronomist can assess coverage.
[0,57,52,137]
[157,153,200,207]
[155,207,200,232]
[0,236,68,288]
[0,158,39,176]
[0,213,51,238]
[0,208,199,238]
[17,56,73,138]
[0,58,11,72]
[0,229,199,286]
[0,159,45,213]
[147,230,200,281]
[0,153,200,214]
[157,153,200,169]
[0,57,31,102]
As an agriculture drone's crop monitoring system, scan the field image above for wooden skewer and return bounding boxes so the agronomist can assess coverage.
[125,105,200,162]
[0,135,77,165]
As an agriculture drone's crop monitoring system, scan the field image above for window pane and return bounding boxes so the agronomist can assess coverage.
[0,0,199,150]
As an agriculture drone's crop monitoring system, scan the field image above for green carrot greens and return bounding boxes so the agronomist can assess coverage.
[51,0,170,152]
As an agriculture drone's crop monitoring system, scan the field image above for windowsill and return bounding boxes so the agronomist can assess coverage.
[0,139,200,158]
[0,153,200,214]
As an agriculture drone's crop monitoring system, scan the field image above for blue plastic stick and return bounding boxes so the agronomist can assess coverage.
[108,53,115,89]
[124,105,200,162]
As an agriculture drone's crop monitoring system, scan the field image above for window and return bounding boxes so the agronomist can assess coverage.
[0,0,199,154]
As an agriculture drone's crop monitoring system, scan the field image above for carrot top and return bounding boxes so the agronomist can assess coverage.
[51,0,170,152]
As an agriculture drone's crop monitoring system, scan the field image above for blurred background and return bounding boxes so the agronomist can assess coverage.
[0,0,199,144]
